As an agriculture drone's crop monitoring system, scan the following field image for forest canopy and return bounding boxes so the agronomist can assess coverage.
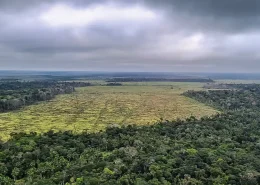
[0,81,91,112]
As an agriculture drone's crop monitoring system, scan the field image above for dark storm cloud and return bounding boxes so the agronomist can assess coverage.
[0,0,260,72]
[146,0,260,17]
[145,0,260,33]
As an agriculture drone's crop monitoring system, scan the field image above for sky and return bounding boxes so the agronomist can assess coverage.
[0,0,260,72]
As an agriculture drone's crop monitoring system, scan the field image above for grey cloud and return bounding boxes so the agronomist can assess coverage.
[0,0,104,11]
[144,0,260,33]
[147,0,260,17]
[2,0,260,32]
[0,0,260,72]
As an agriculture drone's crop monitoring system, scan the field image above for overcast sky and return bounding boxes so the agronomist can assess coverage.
[0,0,260,72]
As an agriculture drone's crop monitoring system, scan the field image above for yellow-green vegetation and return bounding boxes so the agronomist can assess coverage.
[0,82,218,140]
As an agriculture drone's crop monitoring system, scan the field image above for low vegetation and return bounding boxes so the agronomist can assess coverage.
[0,83,217,141]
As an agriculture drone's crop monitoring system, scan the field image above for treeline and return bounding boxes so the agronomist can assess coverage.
[0,81,91,91]
[184,84,260,111]
[106,83,123,86]
[1,111,260,184]
[203,83,260,90]
[106,78,214,83]
[0,81,91,112]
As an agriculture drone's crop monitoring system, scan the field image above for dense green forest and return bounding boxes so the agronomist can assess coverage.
[1,83,260,184]
[0,81,91,112]
[184,84,260,111]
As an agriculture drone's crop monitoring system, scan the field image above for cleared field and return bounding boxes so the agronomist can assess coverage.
[0,83,218,140]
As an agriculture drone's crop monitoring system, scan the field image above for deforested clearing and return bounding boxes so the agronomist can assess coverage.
[0,82,218,140]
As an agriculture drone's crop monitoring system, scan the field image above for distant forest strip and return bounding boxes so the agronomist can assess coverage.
[106,82,123,86]
[0,81,91,112]
[106,78,214,83]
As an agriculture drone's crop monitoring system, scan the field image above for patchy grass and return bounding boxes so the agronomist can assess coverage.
[0,83,218,141]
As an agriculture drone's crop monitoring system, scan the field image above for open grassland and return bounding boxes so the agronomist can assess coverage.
[0,82,218,140]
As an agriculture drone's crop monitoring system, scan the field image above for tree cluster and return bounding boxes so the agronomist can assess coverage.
[0,81,91,112]
[106,83,123,86]
[184,84,260,111]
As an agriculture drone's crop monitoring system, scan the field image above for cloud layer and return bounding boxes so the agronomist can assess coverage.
[0,0,260,72]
